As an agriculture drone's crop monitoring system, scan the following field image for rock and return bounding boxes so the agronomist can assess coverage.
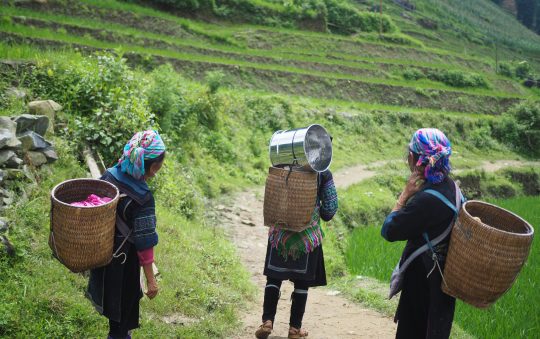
[0,117,21,149]
[42,147,58,163]
[17,131,51,151]
[0,218,8,233]
[25,151,48,167]
[0,150,16,166]
[241,219,256,227]
[6,156,23,169]
[1,235,15,256]
[0,169,4,184]
[5,87,27,99]
[326,290,341,296]
[28,100,61,134]
[13,114,50,136]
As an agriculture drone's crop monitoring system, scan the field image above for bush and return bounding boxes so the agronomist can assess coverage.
[403,68,425,81]
[28,53,155,164]
[403,68,489,88]
[147,64,187,132]
[494,101,540,156]
[515,61,532,79]
[325,0,395,34]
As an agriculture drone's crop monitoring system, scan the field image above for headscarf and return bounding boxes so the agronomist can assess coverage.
[118,130,166,180]
[409,128,451,184]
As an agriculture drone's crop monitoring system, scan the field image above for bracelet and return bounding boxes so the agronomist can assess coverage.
[396,200,405,208]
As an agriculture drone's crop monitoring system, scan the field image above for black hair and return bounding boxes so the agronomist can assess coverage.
[144,152,166,173]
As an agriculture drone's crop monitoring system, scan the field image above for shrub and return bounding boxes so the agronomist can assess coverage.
[28,53,155,164]
[403,68,425,81]
[205,70,227,94]
[325,0,395,34]
[147,64,187,132]
[515,61,532,79]
[494,101,540,156]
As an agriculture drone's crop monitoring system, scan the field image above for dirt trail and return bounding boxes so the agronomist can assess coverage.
[221,159,538,339]
[221,162,397,339]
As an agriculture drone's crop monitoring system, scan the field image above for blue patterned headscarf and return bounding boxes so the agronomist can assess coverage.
[118,130,166,180]
[409,128,452,184]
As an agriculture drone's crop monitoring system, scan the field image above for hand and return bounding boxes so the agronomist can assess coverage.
[401,171,425,202]
[145,276,159,299]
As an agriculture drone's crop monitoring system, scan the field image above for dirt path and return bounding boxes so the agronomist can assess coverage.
[220,162,397,339]
[221,158,538,338]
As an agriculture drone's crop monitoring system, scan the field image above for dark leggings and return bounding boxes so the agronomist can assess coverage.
[262,277,309,329]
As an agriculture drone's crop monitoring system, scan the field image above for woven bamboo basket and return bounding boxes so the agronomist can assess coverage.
[49,179,119,273]
[442,200,534,308]
[263,166,318,232]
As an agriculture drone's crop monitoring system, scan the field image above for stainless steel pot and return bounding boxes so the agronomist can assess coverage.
[269,124,332,172]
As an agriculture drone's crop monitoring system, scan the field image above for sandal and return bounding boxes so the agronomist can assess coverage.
[255,320,273,339]
[288,327,308,339]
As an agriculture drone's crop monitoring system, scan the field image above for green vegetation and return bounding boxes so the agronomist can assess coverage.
[403,68,489,88]
[124,0,396,35]
[1,0,540,337]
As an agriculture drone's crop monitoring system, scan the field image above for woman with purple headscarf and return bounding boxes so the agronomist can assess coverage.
[381,128,464,339]
[88,130,166,339]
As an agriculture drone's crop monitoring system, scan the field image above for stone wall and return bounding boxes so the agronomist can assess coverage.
[0,100,62,256]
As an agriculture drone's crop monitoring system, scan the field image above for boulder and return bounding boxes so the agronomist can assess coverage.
[0,117,21,149]
[13,114,50,136]
[42,147,58,163]
[6,156,23,169]
[28,100,61,134]
[17,131,51,151]
[0,150,16,166]
[5,87,27,99]
[26,151,48,167]
[1,235,15,256]
[0,218,8,233]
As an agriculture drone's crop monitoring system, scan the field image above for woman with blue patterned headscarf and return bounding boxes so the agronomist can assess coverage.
[381,128,464,339]
[88,130,166,339]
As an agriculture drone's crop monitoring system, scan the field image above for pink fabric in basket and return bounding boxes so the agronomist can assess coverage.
[70,194,112,207]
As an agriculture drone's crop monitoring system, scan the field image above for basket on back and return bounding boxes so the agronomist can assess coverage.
[263,167,318,232]
[443,200,534,308]
[49,179,119,273]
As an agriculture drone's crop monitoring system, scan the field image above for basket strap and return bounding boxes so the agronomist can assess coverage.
[398,182,463,275]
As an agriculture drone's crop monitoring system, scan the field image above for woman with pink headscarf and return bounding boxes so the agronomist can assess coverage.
[381,128,464,339]
[87,130,166,339]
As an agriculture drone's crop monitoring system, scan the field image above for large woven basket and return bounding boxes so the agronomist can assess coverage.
[263,166,318,232]
[49,179,120,273]
[442,200,534,308]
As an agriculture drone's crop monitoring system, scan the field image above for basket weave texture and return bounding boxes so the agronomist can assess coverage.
[49,179,119,272]
[263,167,318,232]
[443,200,534,308]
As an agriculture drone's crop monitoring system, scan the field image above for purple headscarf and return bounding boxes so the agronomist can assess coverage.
[409,128,452,184]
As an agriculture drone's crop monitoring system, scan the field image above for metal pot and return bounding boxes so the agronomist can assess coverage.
[269,124,332,172]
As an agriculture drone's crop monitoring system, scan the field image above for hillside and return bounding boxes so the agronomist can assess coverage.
[1,0,539,338]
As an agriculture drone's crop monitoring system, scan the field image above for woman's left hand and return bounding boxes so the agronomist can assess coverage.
[393,172,425,211]
[402,171,425,201]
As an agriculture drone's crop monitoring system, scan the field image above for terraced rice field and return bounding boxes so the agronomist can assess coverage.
[1,0,538,117]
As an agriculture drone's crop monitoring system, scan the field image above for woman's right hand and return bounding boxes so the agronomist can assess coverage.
[146,276,159,299]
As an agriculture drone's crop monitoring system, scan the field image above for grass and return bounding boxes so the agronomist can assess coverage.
[0,20,528,100]
[343,195,540,338]
[0,139,254,338]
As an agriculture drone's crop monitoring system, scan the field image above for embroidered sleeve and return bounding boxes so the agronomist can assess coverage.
[133,195,159,251]
[319,171,338,221]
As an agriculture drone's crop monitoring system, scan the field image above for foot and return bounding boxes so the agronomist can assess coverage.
[288,326,308,339]
[255,320,273,339]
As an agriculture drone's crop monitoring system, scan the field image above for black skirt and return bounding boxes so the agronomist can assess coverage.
[87,235,142,332]
[263,241,327,287]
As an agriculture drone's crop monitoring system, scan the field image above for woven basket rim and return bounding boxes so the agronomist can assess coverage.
[51,178,120,209]
[462,200,535,237]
